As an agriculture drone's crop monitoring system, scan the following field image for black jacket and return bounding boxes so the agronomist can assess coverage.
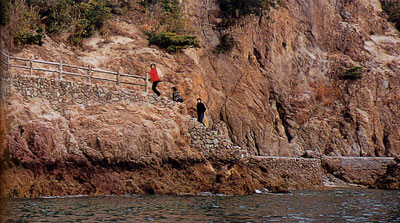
[197,102,206,113]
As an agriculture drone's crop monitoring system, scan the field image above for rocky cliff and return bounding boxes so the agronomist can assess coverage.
[191,0,400,157]
[1,0,400,197]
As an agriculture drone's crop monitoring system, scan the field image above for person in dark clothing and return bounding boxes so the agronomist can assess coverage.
[196,98,206,124]
[172,87,183,103]
[148,64,160,96]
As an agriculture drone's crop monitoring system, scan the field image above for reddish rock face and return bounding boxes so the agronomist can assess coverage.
[1,0,400,197]
[0,81,326,197]
[191,0,400,157]
[376,156,400,189]
[321,156,396,187]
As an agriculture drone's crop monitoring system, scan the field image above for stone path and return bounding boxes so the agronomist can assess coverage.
[188,118,249,159]
[8,73,396,165]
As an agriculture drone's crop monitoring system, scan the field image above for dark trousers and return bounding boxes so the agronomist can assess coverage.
[197,112,205,124]
[152,81,160,96]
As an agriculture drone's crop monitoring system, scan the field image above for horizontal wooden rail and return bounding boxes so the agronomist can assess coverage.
[119,73,144,79]
[0,49,148,94]
[10,64,30,70]
[62,70,88,78]
[9,56,30,62]
[91,68,117,75]
[33,67,59,73]
[91,76,117,83]
[33,59,60,66]
[63,64,90,71]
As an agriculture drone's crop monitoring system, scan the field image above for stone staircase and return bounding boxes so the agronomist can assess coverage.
[188,118,249,159]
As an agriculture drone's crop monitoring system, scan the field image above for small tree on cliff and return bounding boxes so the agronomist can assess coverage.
[217,0,284,26]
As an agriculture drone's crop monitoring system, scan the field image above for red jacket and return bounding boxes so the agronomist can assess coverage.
[149,68,160,82]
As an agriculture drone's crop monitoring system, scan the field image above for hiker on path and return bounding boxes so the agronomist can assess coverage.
[149,64,160,96]
[196,98,206,125]
[172,87,183,103]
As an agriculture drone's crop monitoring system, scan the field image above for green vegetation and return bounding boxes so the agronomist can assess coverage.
[143,0,200,52]
[380,0,400,31]
[68,0,112,45]
[147,31,199,52]
[40,0,78,34]
[14,26,45,46]
[160,0,180,14]
[214,34,237,54]
[342,67,363,80]
[4,0,111,46]
[7,1,45,46]
[4,0,198,49]
[218,0,283,26]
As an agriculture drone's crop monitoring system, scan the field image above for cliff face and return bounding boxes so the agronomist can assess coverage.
[1,74,325,197]
[190,0,400,157]
[1,0,400,197]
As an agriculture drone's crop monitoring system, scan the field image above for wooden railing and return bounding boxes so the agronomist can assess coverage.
[0,49,149,95]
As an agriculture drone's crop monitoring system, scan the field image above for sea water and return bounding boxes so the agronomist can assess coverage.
[1,189,399,222]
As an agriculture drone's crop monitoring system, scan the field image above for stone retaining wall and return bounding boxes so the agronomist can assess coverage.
[321,156,395,187]
[187,112,396,189]
[3,73,146,111]
[251,156,324,191]
[188,118,249,159]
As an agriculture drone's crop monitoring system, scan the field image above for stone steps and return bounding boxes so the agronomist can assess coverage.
[188,118,249,158]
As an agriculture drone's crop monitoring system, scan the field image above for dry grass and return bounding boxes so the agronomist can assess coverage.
[101,20,126,38]
[313,82,340,106]
[314,85,329,102]
[296,111,312,125]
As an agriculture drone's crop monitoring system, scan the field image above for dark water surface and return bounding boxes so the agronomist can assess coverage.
[1,189,399,222]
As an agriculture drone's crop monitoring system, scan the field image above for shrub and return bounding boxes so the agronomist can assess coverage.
[380,0,400,31]
[217,0,283,26]
[80,0,111,29]
[14,26,45,46]
[342,66,362,80]
[143,0,200,52]
[214,34,237,54]
[8,0,45,46]
[147,31,200,52]
[5,0,112,46]
[68,0,112,45]
[41,0,76,34]
[160,0,179,14]
[142,0,187,33]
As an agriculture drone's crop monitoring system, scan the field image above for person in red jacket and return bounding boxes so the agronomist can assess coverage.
[149,64,161,96]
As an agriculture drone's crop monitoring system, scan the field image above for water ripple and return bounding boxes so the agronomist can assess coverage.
[1,189,399,222]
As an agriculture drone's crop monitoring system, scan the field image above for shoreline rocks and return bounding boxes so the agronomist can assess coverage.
[0,73,398,197]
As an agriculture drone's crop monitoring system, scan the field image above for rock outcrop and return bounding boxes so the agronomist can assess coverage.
[1,0,400,197]
[322,156,395,187]
[0,73,325,197]
[190,0,400,157]
[376,156,400,189]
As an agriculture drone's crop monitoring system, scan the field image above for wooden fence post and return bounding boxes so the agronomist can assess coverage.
[29,56,33,76]
[116,70,120,85]
[145,73,149,95]
[87,65,92,84]
[59,58,63,80]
